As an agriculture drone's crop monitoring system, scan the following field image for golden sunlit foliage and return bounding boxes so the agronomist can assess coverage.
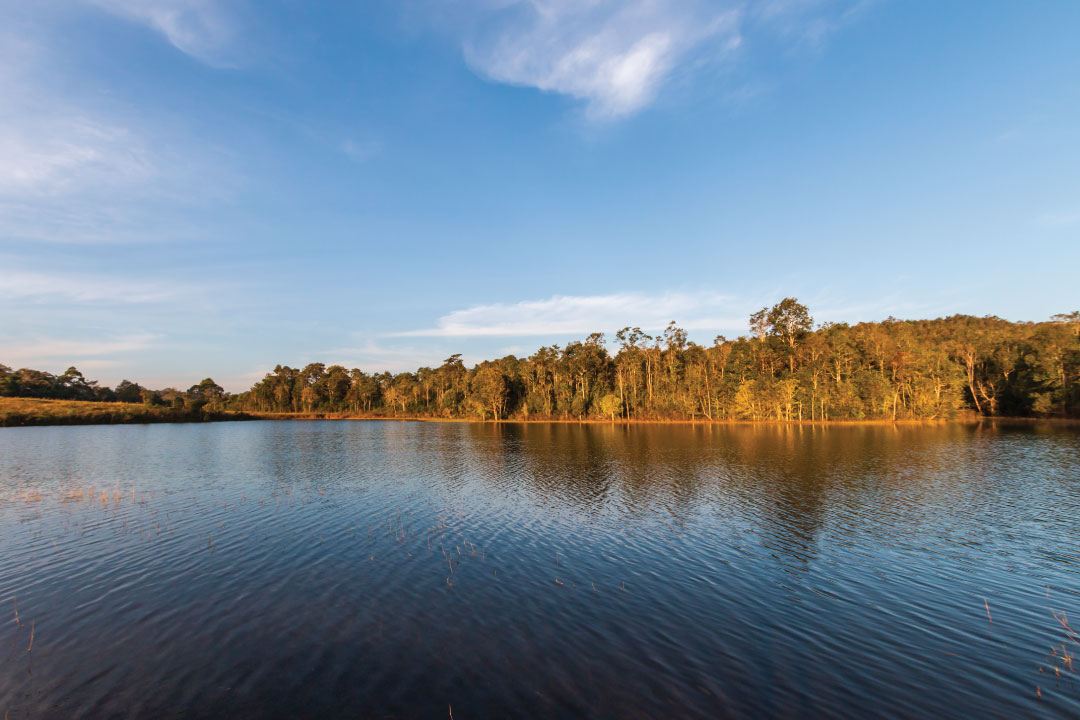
[240,302,1080,422]
[0,397,247,427]
[4,301,1078,424]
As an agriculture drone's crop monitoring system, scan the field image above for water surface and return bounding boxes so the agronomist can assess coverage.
[1,421,1078,718]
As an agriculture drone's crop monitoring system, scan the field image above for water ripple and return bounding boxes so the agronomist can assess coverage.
[0,421,1077,718]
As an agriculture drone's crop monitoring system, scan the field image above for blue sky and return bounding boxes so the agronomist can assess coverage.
[1,1,1078,391]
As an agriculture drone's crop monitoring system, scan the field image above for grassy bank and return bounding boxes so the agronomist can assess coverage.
[0,397,252,427]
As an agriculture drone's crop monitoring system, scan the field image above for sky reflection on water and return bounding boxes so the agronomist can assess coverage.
[0,421,1078,718]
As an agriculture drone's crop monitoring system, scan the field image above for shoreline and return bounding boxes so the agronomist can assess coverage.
[3,398,1077,428]
[249,412,1079,427]
[0,397,253,428]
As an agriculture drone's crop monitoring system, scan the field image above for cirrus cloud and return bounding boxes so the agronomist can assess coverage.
[393,291,750,338]
[0,269,183,304]
[82,0,237,66]
[0,334,158,366]
[463,0,742,119]
[451,0,875,119]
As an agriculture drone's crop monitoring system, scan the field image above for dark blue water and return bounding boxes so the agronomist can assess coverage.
[0,421,1078,718]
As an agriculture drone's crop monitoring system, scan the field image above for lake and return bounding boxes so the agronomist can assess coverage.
[0,421,1078,718]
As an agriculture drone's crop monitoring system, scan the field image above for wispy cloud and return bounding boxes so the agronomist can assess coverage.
[0,20,234,244]
[0,269,182,304]
[450,0,873,119]
[462,0,741,119]
[0,28,153,200]
[753,0,878,49]
[0,116,154,197]
[394,291,750,338]
[319,340,483,373]
[1,334,158,366]
[395,285,972,343]
[82,0,236,66]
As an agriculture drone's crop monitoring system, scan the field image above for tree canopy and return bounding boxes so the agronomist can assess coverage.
[236,301,1079,421]
[4,301,1078,422]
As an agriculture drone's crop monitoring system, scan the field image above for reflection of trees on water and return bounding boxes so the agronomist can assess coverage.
[437,423,988,566]
[241,420,1054,571]
[461,423,717,522]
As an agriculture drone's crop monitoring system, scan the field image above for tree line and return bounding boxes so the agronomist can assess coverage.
[4,300,1077,422]
[0,366,227,413]
[239,301,1080,421]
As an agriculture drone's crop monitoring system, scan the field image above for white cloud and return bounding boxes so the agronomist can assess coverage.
[0,269,181,304]
[82,0,235,65]
[0,21,234,244]
[1,334,158,365]
[448,0,876,119]
[463,0,741,119]
[0,29,154,199]
[319,340,483,373]
[753,0,878,49]
[394,286,970,344]
[0,117,154,197]
[394,291,750,338]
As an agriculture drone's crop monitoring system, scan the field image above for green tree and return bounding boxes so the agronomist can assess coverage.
[597,393,621,422]
[470,365,507,420]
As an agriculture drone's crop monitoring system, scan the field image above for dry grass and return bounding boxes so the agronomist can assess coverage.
[1037,607,1079,699]
[0,397,249,427]
[1050,610,1077,675]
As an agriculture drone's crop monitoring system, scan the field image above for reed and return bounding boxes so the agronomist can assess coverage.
[1053,610,1078,646]
[1039,607,1079,698]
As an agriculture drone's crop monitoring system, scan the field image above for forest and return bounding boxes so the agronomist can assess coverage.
[4,301,1078,422]
[0,369,226,413]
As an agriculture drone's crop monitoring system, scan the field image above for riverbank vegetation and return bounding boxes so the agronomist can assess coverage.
[0,397,250,427]
[4,301,1078,424]
[244,302,1080,422]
